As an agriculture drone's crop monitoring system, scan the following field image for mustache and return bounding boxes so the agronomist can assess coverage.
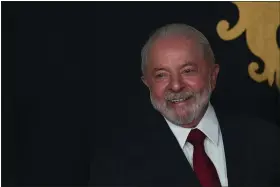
[164,91,195,101]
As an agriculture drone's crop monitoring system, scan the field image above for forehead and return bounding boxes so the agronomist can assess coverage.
[148,35,204,67]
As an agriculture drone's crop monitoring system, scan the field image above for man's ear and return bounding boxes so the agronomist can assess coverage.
[141,75,149,88]
[210,64,220,91]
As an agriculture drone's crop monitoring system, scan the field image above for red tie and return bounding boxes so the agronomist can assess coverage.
[187,129,221,187]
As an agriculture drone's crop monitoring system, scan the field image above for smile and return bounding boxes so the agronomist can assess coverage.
[169,96,192,103]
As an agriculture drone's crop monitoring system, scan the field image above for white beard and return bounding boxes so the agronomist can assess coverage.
[150,84,212,126]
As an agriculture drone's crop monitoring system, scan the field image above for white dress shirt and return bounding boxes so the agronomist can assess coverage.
[165,103,228,186]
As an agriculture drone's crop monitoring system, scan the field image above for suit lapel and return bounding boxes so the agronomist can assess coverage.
[217,112,247,186]
[144,110,201,186]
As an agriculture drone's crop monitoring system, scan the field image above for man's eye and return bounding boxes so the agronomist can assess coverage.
[183,69,194,73]
[155,73,166,78]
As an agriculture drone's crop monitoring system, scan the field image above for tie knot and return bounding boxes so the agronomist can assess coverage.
[187,129,206,145]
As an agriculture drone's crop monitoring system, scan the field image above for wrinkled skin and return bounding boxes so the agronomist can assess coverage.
[142,35,219,128]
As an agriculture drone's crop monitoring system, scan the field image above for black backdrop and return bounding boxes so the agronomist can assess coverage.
[2,2,280,186]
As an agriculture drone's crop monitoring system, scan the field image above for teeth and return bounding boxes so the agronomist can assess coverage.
[171,98,186,103]
[169,95,192,103]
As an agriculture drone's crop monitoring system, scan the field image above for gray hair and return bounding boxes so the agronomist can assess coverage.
[141,23,215,75]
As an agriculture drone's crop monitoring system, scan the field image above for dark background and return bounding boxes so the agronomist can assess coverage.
[2,2,280,186]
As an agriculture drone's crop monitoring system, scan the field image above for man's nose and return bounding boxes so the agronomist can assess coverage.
[169,75,185,92]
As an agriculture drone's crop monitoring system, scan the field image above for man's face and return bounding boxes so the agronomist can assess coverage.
[142,35,219,127]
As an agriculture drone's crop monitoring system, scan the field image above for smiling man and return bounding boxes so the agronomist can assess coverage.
[141,27,219,128]
[141,24,225,187]
[89,23,280,187]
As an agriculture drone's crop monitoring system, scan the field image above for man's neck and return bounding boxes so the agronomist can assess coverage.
[181,103,209,128]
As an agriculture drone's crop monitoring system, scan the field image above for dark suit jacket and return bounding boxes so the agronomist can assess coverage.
[89,104,280,186]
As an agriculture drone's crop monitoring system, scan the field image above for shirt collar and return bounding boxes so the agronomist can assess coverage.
[165,103,220,148]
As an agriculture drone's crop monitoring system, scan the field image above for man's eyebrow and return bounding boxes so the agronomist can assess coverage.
[152,62,197,72]
[180,62,198,68]
[152,68,167,72]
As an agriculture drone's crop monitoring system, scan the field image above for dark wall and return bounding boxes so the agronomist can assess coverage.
[2,2,279,186]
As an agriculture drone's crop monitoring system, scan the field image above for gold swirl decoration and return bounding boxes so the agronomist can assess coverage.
[217,2,280,89]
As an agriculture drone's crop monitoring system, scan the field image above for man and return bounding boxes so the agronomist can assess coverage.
[89,23,280,187]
